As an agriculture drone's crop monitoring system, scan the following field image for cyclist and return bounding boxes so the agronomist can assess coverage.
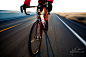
[22,0,53,31]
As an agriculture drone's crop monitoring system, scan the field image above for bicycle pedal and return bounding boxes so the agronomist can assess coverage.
[37,36,39,39]
[39,37,42,39]
[34,36,37,39]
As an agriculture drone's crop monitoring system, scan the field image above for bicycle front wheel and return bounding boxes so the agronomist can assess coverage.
[29,20,42,56]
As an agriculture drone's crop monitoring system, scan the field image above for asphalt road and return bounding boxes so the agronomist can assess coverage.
[0,13,86,57]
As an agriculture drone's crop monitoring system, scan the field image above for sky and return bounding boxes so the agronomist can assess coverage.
[0,0,86,12]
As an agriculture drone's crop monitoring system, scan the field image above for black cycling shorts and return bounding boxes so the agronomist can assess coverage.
[37,1,52,12]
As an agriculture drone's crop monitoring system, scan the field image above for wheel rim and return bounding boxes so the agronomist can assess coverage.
[30,23,41,54]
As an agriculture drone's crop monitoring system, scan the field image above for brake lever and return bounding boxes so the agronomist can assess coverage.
[20,5,37,15]
[20,6,23,13]
[24,9,30,15]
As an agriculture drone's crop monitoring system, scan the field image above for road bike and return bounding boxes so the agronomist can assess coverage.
[20,3,50,57]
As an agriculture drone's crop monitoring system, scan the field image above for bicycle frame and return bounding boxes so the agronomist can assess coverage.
[20,3,49,39]
[34,5,46,39]
[35,15,45,39]
[20,2,51,56]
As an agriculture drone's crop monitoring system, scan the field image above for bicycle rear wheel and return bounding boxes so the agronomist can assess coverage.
[29,20,42,56]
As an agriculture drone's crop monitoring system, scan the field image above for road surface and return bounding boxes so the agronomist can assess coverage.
[0,13,86,57]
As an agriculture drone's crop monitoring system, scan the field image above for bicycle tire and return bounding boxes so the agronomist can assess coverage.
[29,20,42,56]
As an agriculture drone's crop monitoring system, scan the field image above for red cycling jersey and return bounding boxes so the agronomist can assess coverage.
[24,0,53,6]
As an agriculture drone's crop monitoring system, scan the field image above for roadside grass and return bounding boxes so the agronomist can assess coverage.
[55,12,86,24]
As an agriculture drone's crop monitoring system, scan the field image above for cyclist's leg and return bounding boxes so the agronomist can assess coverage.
[43,1,52,31]
[43,7,48,31]
[44,7,48,21]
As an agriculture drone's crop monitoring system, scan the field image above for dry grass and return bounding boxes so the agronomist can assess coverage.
[10,11,18,13]
[55,12,86,24]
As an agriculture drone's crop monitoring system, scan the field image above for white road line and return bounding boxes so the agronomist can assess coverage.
[55,14,86,46]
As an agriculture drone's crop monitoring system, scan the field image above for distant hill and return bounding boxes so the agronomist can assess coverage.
[0,10,21,13]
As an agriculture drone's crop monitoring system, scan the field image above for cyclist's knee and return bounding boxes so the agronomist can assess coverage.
[44,7,47,13]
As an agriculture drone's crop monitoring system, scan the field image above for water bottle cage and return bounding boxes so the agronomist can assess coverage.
[41,19,45,25]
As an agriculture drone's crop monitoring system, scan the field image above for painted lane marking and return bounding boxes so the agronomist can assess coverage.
[3,29,7,30]
[12,26,15,27]
[9,27,12,28]
[6,28,10,29]
[55,14,86,46]
[0,23,22,32]
[1,30,4,31]
[14,25,18,26]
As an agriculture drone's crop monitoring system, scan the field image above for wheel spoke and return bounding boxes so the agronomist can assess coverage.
[29,21,42,56]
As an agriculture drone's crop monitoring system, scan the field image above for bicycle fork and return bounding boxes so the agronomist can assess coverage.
[34,5,42,39]
[34,19,42,39]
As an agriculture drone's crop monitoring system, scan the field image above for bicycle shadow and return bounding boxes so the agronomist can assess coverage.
[37,32,55,57]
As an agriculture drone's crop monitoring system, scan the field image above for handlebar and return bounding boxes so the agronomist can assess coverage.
[20,6,37,15]
[20,1,52,15]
